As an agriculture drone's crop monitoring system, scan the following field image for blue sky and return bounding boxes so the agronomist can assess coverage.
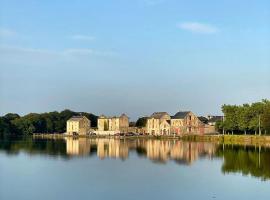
[0,0,270,120]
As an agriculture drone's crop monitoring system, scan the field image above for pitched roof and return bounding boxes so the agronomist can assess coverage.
[198,116,208,124]
[208,116,223,123]
[171,111,190,119]
[120,113,129,118]
[99,114,129,119]
[68,116,85,121]
[150,112,169,119]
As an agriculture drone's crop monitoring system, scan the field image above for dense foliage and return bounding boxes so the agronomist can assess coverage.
[0,109,98,138]
[216,99,270,135]
[135,117,148,128]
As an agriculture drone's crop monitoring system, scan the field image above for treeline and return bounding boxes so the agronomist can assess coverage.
[216,99,270,135]
[0,109,98,138]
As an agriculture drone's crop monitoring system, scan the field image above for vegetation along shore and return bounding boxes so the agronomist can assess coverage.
[1,99,270,143]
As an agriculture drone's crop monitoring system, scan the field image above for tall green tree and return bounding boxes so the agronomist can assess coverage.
[222,105,239,134]
[238,104,250,135]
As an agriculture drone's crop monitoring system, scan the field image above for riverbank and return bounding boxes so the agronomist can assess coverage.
[32,133,270,146]
[182,134,270,146]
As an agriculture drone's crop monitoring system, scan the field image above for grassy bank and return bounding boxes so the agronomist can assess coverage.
[182,134,270,146]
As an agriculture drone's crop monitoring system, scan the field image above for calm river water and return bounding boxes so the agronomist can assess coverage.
[0,137,270,200]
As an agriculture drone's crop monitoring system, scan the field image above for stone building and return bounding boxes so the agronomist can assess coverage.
[141,111,216,135]
[97,114,129,134]
[146,112,171,135]
[207,115,223,126]
[171,111,201,135]
[66,116,91,136]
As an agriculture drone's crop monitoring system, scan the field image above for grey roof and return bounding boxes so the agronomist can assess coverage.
[120,113,129,118]
[68,116,85,121]
[150,112,169,119]
[208,116,223,123]
[99,114,129,119]
[198,116,208,124]
[171,111,190,119]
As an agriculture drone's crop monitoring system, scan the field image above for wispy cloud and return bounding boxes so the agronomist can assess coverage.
[63,48,116,57]
[177,22,218,34]
[69,34,95,41]
[0,45,117,67]
[0,28,17,38]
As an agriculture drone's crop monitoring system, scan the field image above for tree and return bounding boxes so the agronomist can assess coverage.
[1,109,98,136]
[222,105,239,134]
[136,117,147,128]
[4,113,20,121]
[215,120,224,134]
[262,105,270,134]
[238,104,250,135]
[220,99,270,135]
[248,102,264,135]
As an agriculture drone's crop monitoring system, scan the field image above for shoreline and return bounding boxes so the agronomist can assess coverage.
[32,133,270,146]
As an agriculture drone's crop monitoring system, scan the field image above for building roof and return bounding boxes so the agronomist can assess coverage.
[67,116,86,121]
[198,116,208,124]
[99,114,129,119]
[150,112,169,119]
[120,113,129,118]
[208,116,223,123]
[171,111,190,119]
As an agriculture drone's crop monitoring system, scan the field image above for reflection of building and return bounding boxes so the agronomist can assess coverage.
[66,137,91,155]
[65,138,129,159]
[97,139,129,160]
[64,138,217,165]
[146,140,172,162]
[66,116,91,136]
[97,114,129,135]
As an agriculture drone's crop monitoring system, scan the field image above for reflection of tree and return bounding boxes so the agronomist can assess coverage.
[0,137,67,157]
[3,137,270,181]
[216,145,270,180]
[0,138,218,165]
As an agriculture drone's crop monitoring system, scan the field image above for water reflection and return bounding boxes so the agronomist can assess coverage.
[216,144,270,181]
[65,138,216,164]
[1,137,270,180]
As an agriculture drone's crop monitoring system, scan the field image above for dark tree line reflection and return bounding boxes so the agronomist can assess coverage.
[216,144,270,180]
[1,137,270,180]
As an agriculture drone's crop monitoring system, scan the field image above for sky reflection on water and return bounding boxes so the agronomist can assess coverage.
[0,138,270,200]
